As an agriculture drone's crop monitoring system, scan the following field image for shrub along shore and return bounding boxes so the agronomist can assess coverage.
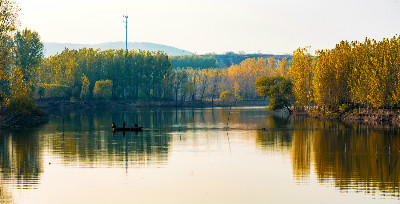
[293,107,400,128]
[0,95,48,128]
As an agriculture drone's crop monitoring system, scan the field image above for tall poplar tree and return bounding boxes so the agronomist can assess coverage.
[14,28,44,84]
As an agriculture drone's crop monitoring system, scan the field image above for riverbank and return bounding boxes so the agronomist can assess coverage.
[0,112,48,128]
[1,99,266,128]
[37,99,400,127]
[299,108,400,127]
[0,109,48,128]
[0,95,49,129]
[37,99,268,111]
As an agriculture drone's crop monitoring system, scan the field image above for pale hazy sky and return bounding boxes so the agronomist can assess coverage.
[15,0,400,54]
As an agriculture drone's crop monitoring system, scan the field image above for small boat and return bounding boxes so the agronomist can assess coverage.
[113,127,143,132]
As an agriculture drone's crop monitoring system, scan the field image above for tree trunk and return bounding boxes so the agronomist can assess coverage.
[286,106,293,115]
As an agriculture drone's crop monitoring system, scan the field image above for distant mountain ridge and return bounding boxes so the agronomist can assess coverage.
[43,42,194,57]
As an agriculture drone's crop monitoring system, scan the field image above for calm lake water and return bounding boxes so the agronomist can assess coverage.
[1,106,400,203]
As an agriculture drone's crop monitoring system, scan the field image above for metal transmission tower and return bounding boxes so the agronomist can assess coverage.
[123,14,128,51]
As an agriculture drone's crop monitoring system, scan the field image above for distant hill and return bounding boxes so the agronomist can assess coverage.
[43,42,194,57]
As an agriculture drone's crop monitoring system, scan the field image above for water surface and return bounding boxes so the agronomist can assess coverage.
[1,107,400,203]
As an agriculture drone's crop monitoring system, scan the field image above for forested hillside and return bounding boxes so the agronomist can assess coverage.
[170,53,293,69]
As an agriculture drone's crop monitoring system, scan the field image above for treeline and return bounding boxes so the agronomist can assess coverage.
[36,48,172,101]
[212,53,293,68]
[34,51,289,103]
[169,53,293,69]
[0,0,292,107]
[169,55,218,69]
[2,28,291,105]
[34,46,288,104]
[290,36,400,111]
[174,57,289,103]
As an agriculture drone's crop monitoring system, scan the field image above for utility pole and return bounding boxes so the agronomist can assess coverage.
[123,14,128,51]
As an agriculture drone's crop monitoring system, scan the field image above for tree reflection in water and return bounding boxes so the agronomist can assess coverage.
[1,108,400,202]
[0,129,43,203]
[44,110,171,168]
[256,115,400,198]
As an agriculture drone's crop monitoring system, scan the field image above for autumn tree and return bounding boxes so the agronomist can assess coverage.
[209,69,221,105]
[220,90,234,103]
[223,58,268,99]
[9,66,30,98]
[0,0,19,106]
[285,36,400,114]
[172,70,188,102]
[80,74,90,101]
[5,66,39,117]
[182,81,194,101]
[313,41,352,110]
[267,57,278,75]
[278,57,289,77]
[290,48,314,109]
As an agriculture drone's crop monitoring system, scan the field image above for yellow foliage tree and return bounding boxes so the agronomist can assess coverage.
[9,66,30,99]
[279,57,289,77]
[80,74,90,101]
[220,90,234,103]
[290,48,314,109]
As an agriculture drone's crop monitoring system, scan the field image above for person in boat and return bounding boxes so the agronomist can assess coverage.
[123,121,126,128]
[112,123,116,129]
[134,123,138,127]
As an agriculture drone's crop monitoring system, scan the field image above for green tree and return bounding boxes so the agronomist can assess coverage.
[93,80,112,101]
[14,28,44,84]
[35,48,173,101]
[170,55,218,69]
[255,75,294,114]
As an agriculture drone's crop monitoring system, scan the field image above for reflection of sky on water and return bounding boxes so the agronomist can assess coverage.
[0,107,399,203]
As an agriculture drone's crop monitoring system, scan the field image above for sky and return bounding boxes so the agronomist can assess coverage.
[15,0,400,55]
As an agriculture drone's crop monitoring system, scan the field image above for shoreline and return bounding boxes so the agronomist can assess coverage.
[34,100,400,127]
[2,99,267,129]
[4,99,400,129]
[0,111,49,128]
[36,99,268,111]
[295,108,400,128]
